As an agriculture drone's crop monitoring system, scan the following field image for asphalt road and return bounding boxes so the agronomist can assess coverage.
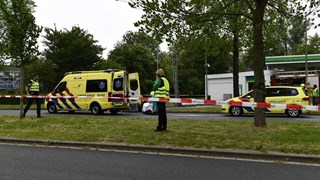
[1,109,320,122]
[0,144,319,180]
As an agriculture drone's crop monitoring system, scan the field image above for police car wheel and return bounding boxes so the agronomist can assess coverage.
[287,109,300,117]
[230,106,243,116]
[47,102,57,113]
[90,103,102,115]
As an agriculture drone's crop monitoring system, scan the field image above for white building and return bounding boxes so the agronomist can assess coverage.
[0,66,20,90]
[207,70,275,101]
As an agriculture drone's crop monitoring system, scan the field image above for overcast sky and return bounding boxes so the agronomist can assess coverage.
[33,0,144,58]
[33,0,318,58]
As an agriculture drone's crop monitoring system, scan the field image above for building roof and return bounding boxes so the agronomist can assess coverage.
[266,54,320,68]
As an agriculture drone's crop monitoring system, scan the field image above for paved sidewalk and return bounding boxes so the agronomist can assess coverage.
[0,137,319,164]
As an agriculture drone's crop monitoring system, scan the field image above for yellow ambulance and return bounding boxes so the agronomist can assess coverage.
[45,69,140,115]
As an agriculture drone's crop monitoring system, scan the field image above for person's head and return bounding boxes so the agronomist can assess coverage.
[307,82,311,85]
[314,84,317,88]
[156,69,165,77]
[33,74,39,80]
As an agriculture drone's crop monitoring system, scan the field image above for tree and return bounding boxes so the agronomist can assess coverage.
[105,44,156,94]
[43,26,104,81]
[23,57,58,93]
[0,0,41,67]
[100,31,160,94]
[0,0,42,119]
[129,0,319,127]
[172,35,232,95]
[120,31,161,53]
[0,17,6,64]
[306,34,320,54]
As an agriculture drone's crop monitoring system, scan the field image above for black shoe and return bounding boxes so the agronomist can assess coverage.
[154,129,162,132]
[37,115,42,118]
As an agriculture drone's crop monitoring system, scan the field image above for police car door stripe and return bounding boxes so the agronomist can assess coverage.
[243,107,271,112]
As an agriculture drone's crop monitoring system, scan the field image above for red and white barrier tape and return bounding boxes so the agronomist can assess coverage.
[1,95,319,111]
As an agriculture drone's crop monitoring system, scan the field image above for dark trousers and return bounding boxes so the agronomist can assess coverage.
[24,98,41,117]
[313,97,318,106]
[156,102,167,130]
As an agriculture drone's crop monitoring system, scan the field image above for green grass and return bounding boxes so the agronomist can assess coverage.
[1,115,320,155]
[0,104,221,113]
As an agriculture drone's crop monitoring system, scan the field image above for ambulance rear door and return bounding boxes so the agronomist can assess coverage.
[128,72,141,111]
[128,72,140,100]
[112,70,128,106]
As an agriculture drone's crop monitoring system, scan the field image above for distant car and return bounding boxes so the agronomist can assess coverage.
[221,86,310,117]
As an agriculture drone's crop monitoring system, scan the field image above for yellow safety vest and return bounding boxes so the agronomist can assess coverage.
[155,77,170,98]
[29,80,40,92]
[313,88,319,97]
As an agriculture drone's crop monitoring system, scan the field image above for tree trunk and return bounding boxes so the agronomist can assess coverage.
[252,0,267,127]
[232,29,239,97]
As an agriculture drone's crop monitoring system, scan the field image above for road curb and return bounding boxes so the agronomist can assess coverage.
[0,137,320,164]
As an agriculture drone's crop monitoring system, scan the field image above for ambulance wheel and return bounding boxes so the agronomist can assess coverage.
[47,102,57,113]
[230,106,243,116]
[110,109,119,115]
[90,103,102,115]
[286,109,300,117]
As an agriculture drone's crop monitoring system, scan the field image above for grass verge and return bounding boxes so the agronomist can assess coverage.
[0,115,320,155]
[0,104,221,113]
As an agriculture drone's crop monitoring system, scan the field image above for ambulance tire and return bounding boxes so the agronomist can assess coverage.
[47,102,57,113]
[90,103,102,115]
[230,106,243,116]
[110,109,119,115]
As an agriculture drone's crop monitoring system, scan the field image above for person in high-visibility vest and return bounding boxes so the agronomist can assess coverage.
[153,69,170,132]
[305,82,313,105]
[313,84,319,106]
[23,74,42,118]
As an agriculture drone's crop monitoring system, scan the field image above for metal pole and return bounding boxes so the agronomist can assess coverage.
[305,13,308,83]
[174,53,179,98]
[205,38,208,100]
[19,70,24,119]
[156,50,159,70]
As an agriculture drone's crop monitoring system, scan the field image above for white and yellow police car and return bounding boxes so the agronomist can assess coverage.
[221,86,310,117]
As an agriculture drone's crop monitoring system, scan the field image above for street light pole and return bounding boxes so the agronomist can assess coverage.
[205,40,208,100]
[305,12,308,83]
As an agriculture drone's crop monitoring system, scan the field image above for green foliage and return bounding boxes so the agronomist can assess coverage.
[307,34,320,54]
[100,31,159,94]
[22,58,58,93]
[296,33,320,55]
[0,0,41,67]
[106,43,156,94]
[43,26,104,81]
[120,31,161,54]
[174,35,232,95]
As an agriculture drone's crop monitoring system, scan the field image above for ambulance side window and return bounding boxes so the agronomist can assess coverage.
[54,82,66,93]
[113,78,124,91]
[86,80,108,92]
